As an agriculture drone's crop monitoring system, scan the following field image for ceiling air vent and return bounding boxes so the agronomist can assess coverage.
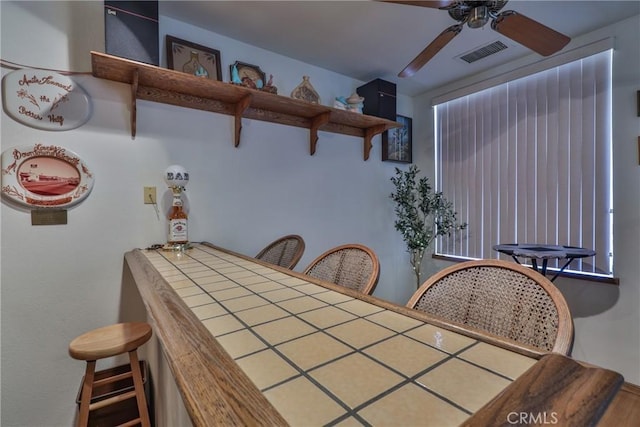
[459,40,508,64]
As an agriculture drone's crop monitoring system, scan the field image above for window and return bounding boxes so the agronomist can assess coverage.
[434,49,613,277]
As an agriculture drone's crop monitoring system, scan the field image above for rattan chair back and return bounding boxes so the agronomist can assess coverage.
[303,244,380,295]
[406,259,574,355]
[255,235,305,270]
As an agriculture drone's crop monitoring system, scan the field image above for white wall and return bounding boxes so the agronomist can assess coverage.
[413,14,640,386]
[2,2,638,426]
[0,2,415,425]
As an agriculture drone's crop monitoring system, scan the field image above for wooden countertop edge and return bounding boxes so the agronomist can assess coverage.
[124,249,289,427]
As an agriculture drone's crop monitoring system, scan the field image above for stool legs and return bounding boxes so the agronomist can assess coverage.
[75,351,150,427]
[129,349,151,427]
[77,361,96,427]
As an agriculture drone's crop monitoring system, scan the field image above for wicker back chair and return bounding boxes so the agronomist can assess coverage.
[406,259,574,355]
[255,235,305,270]
[302,244,380,295]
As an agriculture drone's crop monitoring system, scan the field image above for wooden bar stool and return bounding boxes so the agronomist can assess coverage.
[69,322,152,427]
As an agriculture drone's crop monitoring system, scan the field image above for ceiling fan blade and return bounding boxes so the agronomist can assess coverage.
[382,1,455,9]
[399,24,462,77]
[492,11,570,56]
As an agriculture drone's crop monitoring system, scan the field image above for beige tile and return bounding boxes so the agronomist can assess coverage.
[216,329,266,359]
[290,283,328,295]
[168,278,196,290]
[364,335,448,377]
[366,310,424,333]
[298,306,357,329]
[253,317,316,345]
[417,358,511,412]
[180,265,210,274]
[459,342,537,379]
[314,291,354,304]
[236,349,299,389]
[276,332,353,370]
[225,269,257,279]
[234,275,271,286]
[202,314,245,337]
[405,324,476,354]
[190,303,227,320]
[326,318,395,349]
[181,293,215,308]
[336,299,385,317]
[222,294,269,312]
[264,376,346,426]
[262,271,292,281]
[246,281,285,293]
[174,286,203,298]
[310,353,403,409]
[193,274,231,286]
[260,287,305,303]
[209,286,252,301]
[276,296,327,314]
[333,417,366,427]
[234,304,290,326]
[187,270,219,279]
[358,383,469,427]
[278,277,309,286]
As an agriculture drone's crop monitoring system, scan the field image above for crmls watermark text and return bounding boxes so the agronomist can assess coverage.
[507,412,559,425]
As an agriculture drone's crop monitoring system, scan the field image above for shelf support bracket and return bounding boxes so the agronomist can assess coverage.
[130,69,139,139]
[309,112,331,155]
[363,124,387,161]
[234,94,252,147]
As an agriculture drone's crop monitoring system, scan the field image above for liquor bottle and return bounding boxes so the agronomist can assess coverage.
[168,188,188,245]
[164,165,189,247]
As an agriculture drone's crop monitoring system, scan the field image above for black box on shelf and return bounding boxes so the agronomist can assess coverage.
[356,78,397,120]
[104,1,159,65]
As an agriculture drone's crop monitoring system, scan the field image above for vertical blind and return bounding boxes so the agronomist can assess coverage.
[434,50,612,276]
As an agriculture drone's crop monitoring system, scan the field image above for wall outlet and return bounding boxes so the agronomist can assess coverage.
[144,186,156,204]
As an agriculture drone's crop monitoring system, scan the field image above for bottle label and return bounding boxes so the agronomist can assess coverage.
[168,219,188,242]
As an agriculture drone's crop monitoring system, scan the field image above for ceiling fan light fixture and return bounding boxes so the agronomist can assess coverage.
[467,6,490,28]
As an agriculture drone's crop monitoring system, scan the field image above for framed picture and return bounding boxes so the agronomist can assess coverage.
[166,35,222,81]
[383,115,412,163]
[230,61,266,89]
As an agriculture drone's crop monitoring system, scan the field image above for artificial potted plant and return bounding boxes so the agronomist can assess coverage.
[390,165,467,289]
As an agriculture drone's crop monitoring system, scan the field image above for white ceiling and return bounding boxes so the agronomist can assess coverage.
[160,1,639,96]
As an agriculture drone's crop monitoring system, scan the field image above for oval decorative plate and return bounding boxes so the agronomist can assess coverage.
[1,69,91,131]
[1,144,94,208]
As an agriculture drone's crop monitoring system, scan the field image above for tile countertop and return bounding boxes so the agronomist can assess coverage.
[125,243,626,427]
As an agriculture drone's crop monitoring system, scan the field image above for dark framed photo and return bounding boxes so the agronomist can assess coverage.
[230,61,266,89]
[166,35,222,81]
[383,115,412,163]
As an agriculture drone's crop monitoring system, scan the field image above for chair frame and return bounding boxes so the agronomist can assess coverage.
[255,234,305,270]
[303,243,380,295]
[406,259,574,355]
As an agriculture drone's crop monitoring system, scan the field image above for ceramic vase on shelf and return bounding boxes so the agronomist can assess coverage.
[291,76,320,104]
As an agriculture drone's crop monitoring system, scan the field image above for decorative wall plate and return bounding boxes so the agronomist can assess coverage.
[1,144,94,208]
[1,69,91,131]
[230,61,266,89]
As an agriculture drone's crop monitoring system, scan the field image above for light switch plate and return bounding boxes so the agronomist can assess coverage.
[144,186,156,204]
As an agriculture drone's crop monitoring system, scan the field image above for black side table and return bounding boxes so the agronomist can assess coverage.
[493,243,596,281]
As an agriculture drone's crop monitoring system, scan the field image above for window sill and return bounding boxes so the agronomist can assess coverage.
[431,254,620,286]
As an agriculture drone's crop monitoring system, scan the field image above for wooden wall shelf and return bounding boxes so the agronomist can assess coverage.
[90,52,401,160]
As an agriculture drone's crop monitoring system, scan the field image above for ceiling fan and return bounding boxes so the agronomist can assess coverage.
[387,1,571,77]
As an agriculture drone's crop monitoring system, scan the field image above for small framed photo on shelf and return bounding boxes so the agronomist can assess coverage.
[166,35,222,81]
[230,61,266,90]
[383,115,412,163]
